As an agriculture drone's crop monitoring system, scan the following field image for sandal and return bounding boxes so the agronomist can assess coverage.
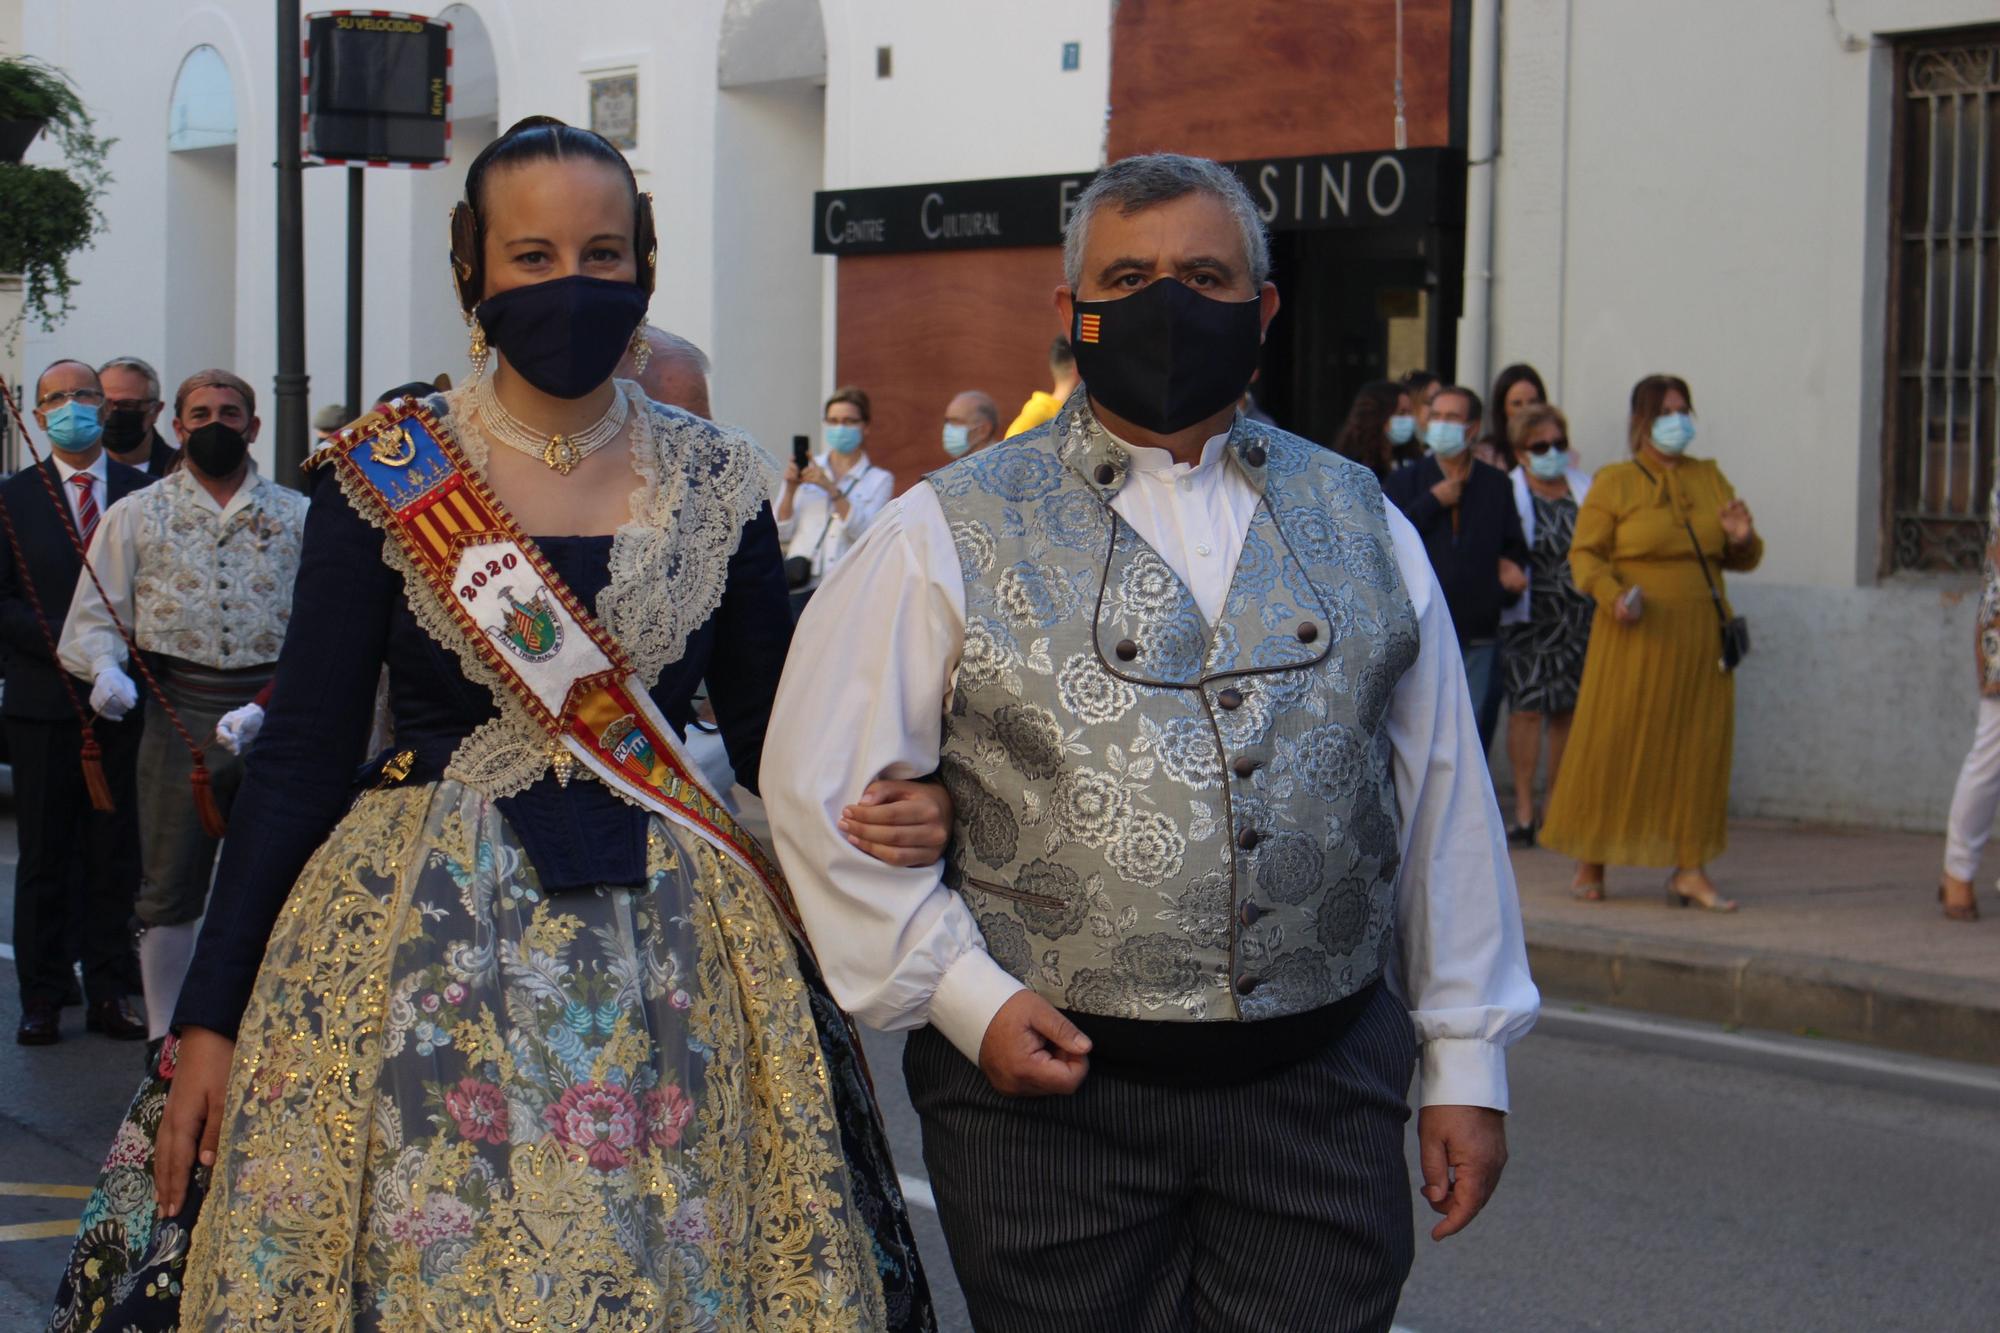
[1939,880,1982,923]
[1666,872,1738,913]
[1570,874,1606,903]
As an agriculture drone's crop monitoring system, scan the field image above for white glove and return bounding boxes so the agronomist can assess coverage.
[90,666,138,721]
[214,702,266,755]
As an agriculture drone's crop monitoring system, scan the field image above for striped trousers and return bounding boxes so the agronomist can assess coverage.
[903,982,1418,1333]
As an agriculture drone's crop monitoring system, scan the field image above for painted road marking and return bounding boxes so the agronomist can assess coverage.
[897,1172,937,1212]
[0,1183,92,1199]
[0,1219,80,1241]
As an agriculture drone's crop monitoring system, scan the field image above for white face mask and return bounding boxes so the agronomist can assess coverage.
[942,423,973,457]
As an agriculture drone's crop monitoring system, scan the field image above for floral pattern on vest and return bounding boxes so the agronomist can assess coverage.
[927,398,1419,1023]
[128,468,308,668]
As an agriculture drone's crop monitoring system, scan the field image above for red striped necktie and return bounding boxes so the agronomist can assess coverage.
[71,472,99,548]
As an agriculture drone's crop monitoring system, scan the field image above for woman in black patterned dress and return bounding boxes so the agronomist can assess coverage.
[1500,404,1594,845]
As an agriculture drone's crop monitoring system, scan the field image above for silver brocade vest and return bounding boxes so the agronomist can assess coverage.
[927,399,1420,1023]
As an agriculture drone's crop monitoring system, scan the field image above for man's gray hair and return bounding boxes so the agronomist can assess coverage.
[641,327,711,377]
[1062,153,1270,291]
[99,355,161,400]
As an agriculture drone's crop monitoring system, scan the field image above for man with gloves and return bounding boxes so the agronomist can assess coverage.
[59,369,308,1042]
[2,359,152,1044]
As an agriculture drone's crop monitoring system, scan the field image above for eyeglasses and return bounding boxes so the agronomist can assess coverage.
[37,388,105,409]
[1526,437,1568,456]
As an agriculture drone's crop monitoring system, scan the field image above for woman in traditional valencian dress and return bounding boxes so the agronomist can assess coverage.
[49,117,942,1331]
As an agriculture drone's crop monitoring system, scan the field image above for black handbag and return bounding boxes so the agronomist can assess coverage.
[1682,514,1750,673]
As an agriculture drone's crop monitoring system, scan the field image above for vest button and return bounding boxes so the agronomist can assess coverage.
[1115,638,1138,661]
[1240,901,1264,926]
[1094,463,1116,486]
[1244,444,1267,468]
[1296,620,1319,643]
[1216,687,1243,711]
[1236,974,1262,995]
[1232,756,1259,779]
[1237,828,1261,850]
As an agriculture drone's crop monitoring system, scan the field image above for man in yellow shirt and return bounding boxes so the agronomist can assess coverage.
[1003,335,1080,437]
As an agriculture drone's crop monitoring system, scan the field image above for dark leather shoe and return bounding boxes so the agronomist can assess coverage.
[85,997,147,1041]
[16,1002,61,1045]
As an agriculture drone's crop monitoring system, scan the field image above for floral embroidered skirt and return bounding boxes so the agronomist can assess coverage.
[48,781,933,1332]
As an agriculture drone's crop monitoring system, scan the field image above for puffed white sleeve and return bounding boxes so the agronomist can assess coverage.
[1380,501,1540,1112]
[57,493,141,679]
[761,485,1027,1061]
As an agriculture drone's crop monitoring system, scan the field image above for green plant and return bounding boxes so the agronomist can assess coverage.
[0,54,113,335]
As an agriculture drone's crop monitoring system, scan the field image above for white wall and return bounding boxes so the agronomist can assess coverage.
[823,0,1110,188]
[711,79,824,458]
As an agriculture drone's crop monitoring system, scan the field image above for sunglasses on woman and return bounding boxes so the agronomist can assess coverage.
[1525,437,1568,456]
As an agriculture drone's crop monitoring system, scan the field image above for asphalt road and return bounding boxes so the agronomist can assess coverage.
[1,828,1993,1330]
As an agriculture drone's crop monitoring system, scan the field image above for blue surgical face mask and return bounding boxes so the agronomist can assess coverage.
[1651,412,1696,454]
[1387,414,1417,445]
[1527,445,1569,481]
[45,401,103,452]
[1425,419,1468,458]
[825,423,863,455]
[942,423,973,458]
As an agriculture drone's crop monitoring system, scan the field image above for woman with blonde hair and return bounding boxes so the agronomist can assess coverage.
[1539,374,1761,909]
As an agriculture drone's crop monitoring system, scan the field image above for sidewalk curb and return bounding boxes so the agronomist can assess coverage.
[1526,921,2000,1066]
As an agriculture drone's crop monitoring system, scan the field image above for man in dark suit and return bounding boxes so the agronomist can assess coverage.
[1,359,150,1044]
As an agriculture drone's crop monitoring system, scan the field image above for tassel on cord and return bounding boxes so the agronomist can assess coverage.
[191,757,228,839]
[79,729,115,813]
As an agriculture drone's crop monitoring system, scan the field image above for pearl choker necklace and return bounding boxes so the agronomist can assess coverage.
[470,377,630,476]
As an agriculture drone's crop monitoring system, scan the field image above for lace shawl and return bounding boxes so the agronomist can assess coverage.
[334,382,771,799]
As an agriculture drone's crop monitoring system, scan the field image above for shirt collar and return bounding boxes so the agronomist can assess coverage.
[1105,428,1231,479]
[52,452,108,488]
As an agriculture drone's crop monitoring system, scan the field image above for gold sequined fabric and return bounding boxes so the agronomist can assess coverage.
[179,780,888,1331]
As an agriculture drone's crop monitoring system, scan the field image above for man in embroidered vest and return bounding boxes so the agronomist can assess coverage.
[59,369,310,1046]
[765,154,1538,1332]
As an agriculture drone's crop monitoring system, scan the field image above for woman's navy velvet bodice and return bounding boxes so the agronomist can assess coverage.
[174,467,793,1037]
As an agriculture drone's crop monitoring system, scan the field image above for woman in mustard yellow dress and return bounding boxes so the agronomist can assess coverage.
[1538,375,1763,909]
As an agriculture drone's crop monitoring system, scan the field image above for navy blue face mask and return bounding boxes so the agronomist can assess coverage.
[476,274,648,400]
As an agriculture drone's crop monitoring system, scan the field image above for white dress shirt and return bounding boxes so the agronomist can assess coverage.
[775,454,894,579]
[51,452,110,547]
[762,427,1539,1112]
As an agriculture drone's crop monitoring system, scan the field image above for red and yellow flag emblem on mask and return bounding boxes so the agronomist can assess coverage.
[1076,312,1102,344]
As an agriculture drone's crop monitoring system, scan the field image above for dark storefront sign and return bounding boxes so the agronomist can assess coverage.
[812,147,1462,256]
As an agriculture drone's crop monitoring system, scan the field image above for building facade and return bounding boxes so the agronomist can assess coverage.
[10,0,2000,832]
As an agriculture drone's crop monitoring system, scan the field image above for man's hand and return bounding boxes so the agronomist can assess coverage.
[91,666,138,721]
[1417,1104,1508,1240]
[840,779,955,867]
[1497,558,1528,596]
[214,702,265,756]
[154,1025,235,1217]
[1429,473,1465,509]
[978,990,1092,1097]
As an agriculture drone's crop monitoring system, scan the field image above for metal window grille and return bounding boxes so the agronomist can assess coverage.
[1888,34,2000,573]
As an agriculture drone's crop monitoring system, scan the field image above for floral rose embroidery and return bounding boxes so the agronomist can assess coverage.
[1254,830,1326,905]
[1056,654,1137,725]
[1117,555,1184,619]
[544,1082,641,1171]
[992,703,1069,781]
[1105,810,1187,887]
[445,1077,509,1146]
[642,1084,695,1150]
[1052,766,1132,846]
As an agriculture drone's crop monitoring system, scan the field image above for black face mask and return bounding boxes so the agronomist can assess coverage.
[476,274,649,400]
[184,422,249,477]
[1069,278,1264,435]
[102,406,150,452]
